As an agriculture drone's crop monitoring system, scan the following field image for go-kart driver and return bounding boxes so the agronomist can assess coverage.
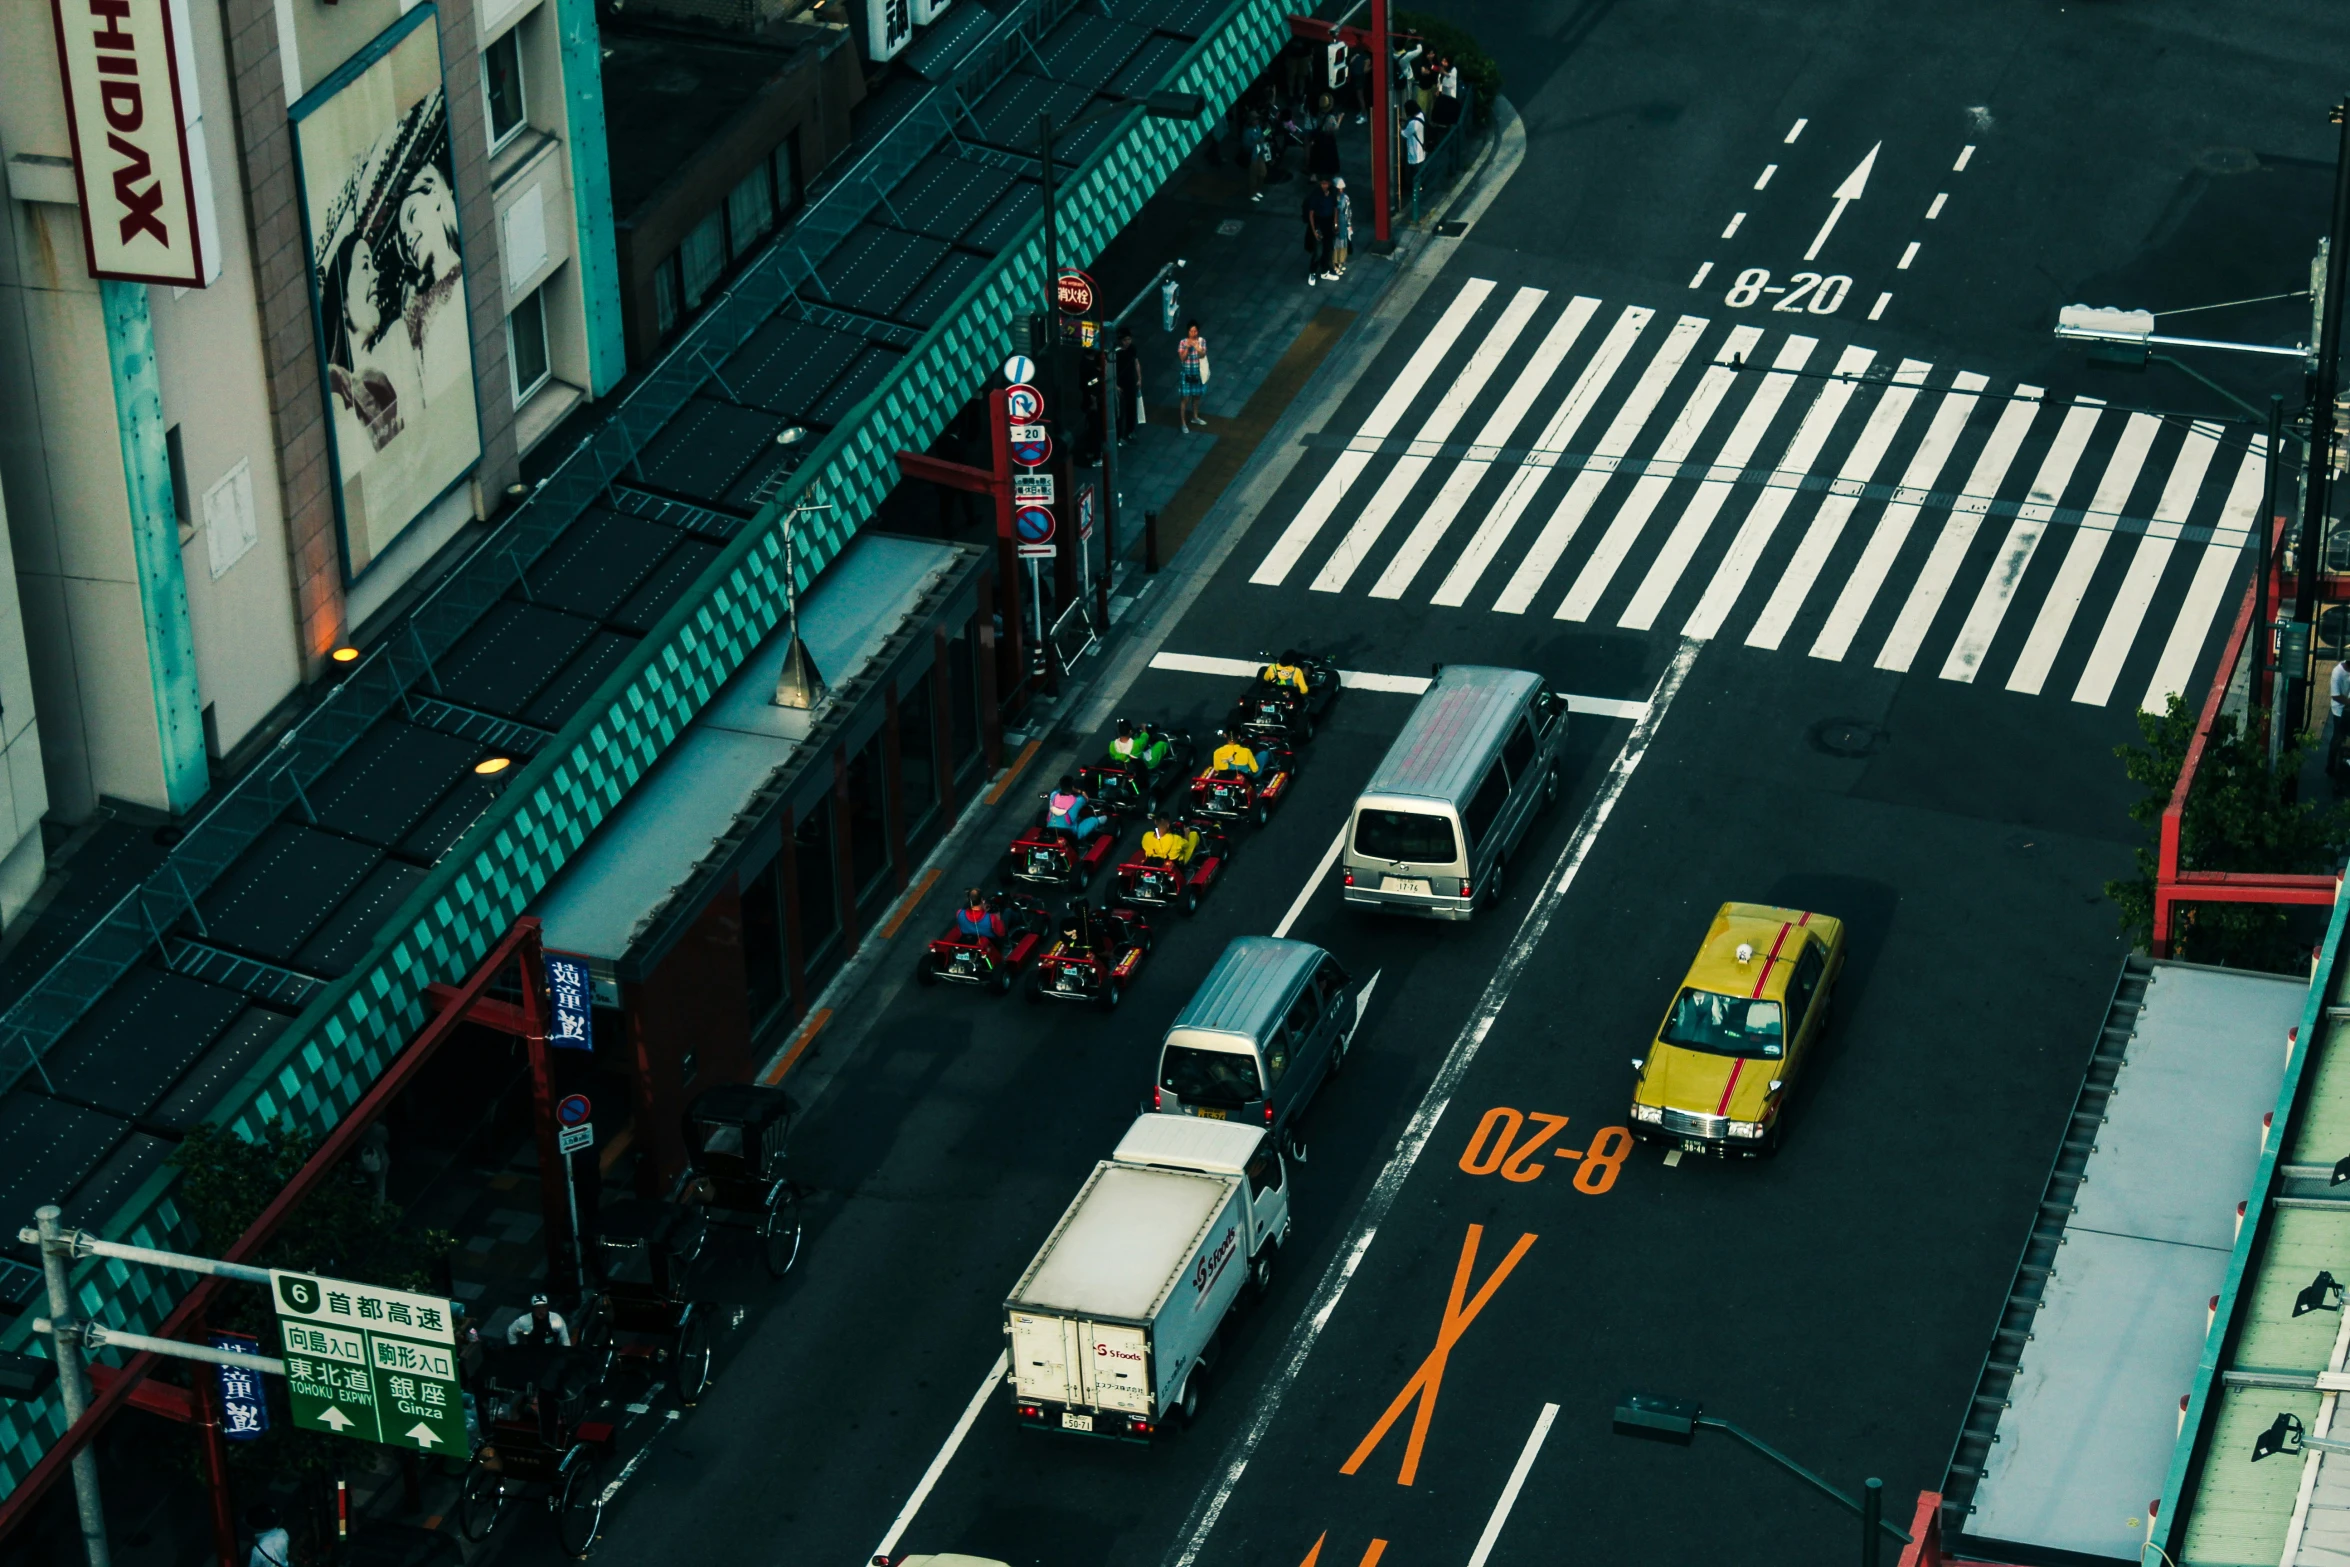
[953,888,1007,943]
[1263,649,1311,695]
[1108,717,1172,771]
[1060,899,1108,955]
[1210,729,1261,776]
[1047,776,1107,839]
[1141,814,1200,864]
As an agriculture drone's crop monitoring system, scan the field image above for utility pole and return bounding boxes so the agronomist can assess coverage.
[36,1206,112,1567]
[1370,0,1392,245]
[2293,95,2350,734]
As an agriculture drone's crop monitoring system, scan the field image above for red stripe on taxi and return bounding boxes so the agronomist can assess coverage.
[1715,1058,1743,1117]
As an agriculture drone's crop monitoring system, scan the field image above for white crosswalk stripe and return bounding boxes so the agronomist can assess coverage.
[1245,280,2268,712]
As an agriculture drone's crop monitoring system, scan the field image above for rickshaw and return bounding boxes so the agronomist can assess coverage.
[575,1201,716,1407]
[456,1340,617,1557]
[679,1082,805,1278]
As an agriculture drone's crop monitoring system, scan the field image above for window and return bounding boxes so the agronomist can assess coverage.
[1246,1148,1285,1197]
[1502,716,1537,780]
[898,672,939,835]
[742,859,786,1031]
[1660,990,1785,1059]
[1785,944,1827,1037]
[1312,959,1350,1010]
[947,621,981,776]
[1159,1046,1262,1108]
[678,209,726,311]
[845,735,892,897]
[793,800,839,966]
[1532,689,1562,732]
[483,26,526,150]
[1351,808,1456,864]
[507,283,550,406]
[654,256,682,340]
[164,424,191,537]
[725,166,774,260]
[1462,764,1510,847]
[1282,989,1318,1046]
[772,136,799,218]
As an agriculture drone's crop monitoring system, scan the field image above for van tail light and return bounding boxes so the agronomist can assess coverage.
[1459,881,1472,901]
[1152,1086,1163,1110]
[1264,1102,1275,1125]
[1343,869,1354,887]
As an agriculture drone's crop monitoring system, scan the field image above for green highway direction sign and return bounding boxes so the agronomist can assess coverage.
[271,1270,465,1454]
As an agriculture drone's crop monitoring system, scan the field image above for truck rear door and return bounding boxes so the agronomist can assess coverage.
[1009,1312,1083,1406]
[1087,1323,1152,1415]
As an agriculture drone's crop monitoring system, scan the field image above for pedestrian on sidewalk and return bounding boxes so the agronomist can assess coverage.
[246,1506,290,1567]
[1303,176,1337,284]
[1401,104,1428,207]
[1349,44,1372,122]
[1176,321,1209,431]
[1434,56,1461,127]
[1115,325,1141,439]
[1309,100,1342,181]
[2328,657,2350,778]
[1244,111,1270,203]
[1331,175,1354,276]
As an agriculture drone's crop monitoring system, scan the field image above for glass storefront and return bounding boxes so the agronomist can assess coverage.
[900,672,939,841]
[795,798,840,978]
[741,857,785,1033]
[846,735,892,902]
[948,619,981,781]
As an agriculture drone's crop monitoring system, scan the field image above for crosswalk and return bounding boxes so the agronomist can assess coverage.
[1249,280,2272,713]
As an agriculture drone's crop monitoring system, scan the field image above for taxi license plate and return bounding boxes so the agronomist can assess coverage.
[1061,1411,1094,1432]
[1195,1107,1228,1120]
[1380,875,1433,896]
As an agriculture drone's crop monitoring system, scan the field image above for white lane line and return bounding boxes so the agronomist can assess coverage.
[1721,212,1745,238]
[1868,292,1891,321]
[1681,344,1875,642]
[1143,653,1650,718]
[1557,325,1764,621]
[2071,420,2223,706]
[1874,387,2043,672]
[1619,333,1816,630]
[1939,396,2104,683]
[1745,357,1932,650]
[1313,287,1548,592]
[1897,242,1920,270]
[2005,411,2162,694]
[2142,441,2270,712]
[1954,144,1976,171]
[1754,164,1778,189]
[1434,305,1654,606]
[1494,316,1710,614]
[1465,1403,1561,1567]
[1784,118,1808,143]
[1372,297,1602,600]
[1808,370,1987,661]
[1275,830,1348,939]
[1162,640,1703,1567]
[869,1350,1008,1563]
[1688,261,1714,290]
[1926,192,1948,219]
[1251,280,1497,586]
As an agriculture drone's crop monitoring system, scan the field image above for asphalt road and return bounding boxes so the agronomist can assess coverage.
[473,4,2350,1566]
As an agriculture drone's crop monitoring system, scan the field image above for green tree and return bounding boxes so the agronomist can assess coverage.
[168,1122,454,1498]
[2107,694,2350,971]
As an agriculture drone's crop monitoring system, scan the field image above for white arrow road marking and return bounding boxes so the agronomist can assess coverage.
[1803,142,1880,261]
[406,1422,442,1449]
[318,1406,354,1431]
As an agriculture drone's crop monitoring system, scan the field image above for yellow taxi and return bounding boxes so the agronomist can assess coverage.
[1628,902,1845,1157]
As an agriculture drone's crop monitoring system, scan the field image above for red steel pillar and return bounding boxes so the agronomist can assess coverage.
[1370,0,1392,244]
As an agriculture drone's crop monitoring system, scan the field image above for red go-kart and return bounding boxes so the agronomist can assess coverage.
[917,891,1048,993]
[1188,741,1297,827]
[1077,732,1196,824]
[1114,822,1234,916]
[1005,805,1122,889]
[1031,904,1154,1009]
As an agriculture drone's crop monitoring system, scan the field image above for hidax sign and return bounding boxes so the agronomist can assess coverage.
[272,1271,464,1453]
[47,0,207,286]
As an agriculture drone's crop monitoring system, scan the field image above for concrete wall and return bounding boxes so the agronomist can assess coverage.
[0,462,50,931]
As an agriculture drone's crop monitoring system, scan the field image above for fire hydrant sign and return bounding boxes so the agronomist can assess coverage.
[272,1270,464,1453]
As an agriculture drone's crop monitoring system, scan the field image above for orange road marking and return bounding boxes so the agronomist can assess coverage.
[1297,1533,1325,1567]
[984,739,1044,806]
[1359,1542,1389,1567]
[1500,1112,1571,1182]
[761,1008,831,1084]
[878,867,942,940]
[1341,1224,1537,1485]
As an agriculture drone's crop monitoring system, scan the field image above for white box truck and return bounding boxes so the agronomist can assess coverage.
[1005,1114,1290,1440]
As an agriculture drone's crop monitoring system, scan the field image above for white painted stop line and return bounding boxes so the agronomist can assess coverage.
[1145,652,1651,721]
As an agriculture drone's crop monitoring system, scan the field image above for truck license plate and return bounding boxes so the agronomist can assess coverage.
[1380,876,1432,896]
[1060,1411,1094,1432]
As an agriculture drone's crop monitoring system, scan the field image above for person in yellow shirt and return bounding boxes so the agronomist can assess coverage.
[1263,649,1310,695]
[1210,729,1260,775]
[1141,814,1199,864]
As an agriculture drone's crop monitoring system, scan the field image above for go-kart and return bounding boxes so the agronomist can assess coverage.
[1031,904,1154,1009]
[917,891,1049,992]
[1078,730,1196,822]
[1005,807,1122,888]
[1188,741,1297,826]
[1229,652,1341,742]
[1114,821,1235,916]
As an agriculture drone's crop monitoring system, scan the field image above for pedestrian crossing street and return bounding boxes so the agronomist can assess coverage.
[1249,278,2270,712]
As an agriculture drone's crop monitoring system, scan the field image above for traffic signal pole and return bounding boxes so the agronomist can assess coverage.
[1371,0,1392,245]
[35,1206,111,1567]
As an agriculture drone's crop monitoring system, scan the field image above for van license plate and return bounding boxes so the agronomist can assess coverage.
[1195,1107,1228,1120]
[1061,1411,1094,1432]
[1380,876,1432,895]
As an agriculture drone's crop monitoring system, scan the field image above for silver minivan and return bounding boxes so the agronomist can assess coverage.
[1151,936,1356,1148]
[1341,665,1566,920]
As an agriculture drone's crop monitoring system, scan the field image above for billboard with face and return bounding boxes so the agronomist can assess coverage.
[291,7,480,580]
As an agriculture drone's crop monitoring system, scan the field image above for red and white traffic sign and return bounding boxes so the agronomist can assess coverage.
[1009,423,1052,468]
[1005,383,1044,423]
[1054,269,1097,316]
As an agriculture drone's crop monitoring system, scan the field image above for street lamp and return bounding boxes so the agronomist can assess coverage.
[1612,1392,1912,1566]
[770,427,829,710]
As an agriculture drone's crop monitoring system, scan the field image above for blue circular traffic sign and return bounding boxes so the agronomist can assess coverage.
[1010,430,1052,468]
[1014,506,1056,544]
[556,1093,592,1127]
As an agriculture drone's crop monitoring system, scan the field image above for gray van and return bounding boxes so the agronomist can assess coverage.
[1151,936,1355,1147]
[1341,665,1566,920]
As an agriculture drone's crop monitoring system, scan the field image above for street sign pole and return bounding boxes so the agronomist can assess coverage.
[34,1207,111,1567]
[565,1148,585,1299]
[556,1095,594,1301]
